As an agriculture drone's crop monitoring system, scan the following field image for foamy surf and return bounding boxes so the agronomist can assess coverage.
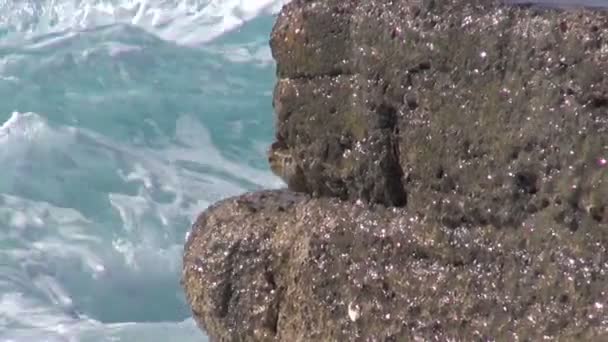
[0,0,290,340]
[0,0,292,46]
[0,318,203,342]
[0,111,282,340]
[0,77,281,340]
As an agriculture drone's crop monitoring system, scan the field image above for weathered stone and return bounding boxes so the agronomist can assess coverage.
[183,190,608,341]
[269,0,608,219]
[269,0,356,79]
[270,75,407,206]
[184,0,608,340]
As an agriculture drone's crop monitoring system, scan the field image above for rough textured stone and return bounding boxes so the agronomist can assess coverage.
[184,0,608,340]
[269,0,608,216]
[183,190,608,341]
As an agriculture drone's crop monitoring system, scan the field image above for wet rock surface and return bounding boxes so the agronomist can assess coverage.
[183,0,608,340]
[183,190,608,340]
[270,0,608,215]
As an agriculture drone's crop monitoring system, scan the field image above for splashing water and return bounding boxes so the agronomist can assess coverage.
[0,0,289,340]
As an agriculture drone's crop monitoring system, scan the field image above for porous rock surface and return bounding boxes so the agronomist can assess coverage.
[183,0,608,340]
[271,0,608,222]
[183,190,608,340]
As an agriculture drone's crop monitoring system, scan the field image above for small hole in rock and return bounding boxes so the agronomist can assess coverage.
[435,167,445,179]
[590,205,604,222]
[514,171,538,194]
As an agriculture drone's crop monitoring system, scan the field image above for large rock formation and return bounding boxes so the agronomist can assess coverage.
[183,190,607,340]
[183,0,608,340]
[270,0,608,223]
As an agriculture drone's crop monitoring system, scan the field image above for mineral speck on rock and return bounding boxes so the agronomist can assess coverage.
[347,302,361,322]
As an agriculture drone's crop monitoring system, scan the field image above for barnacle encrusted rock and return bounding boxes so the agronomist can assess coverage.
[184,0,608,340]
[270,0,608,220]
[267,141,308,193]
[183,190,608,340]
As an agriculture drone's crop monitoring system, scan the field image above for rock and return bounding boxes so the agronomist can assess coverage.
[183,189,608,340]
[269,0,608,221]
[183,0,608,340]
[267,141,309,193]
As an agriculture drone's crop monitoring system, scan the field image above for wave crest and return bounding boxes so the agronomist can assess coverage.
[0,0,292,46]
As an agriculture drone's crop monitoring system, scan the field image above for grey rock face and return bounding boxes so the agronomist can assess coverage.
[184,0,608,340]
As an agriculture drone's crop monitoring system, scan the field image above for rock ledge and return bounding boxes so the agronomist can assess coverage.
[183,0,608,340]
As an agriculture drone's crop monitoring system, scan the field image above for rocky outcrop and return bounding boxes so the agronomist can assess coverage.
[183,190,608,340]
[270,0,608,223]
[183,0,608,340]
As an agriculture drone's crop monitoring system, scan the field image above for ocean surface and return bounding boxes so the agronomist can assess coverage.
[0,0,288,340]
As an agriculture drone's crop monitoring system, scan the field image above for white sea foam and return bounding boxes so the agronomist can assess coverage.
[0,318,203,342]
[0,0,289,339]
[0,0,293,46]
[0,111,281,339]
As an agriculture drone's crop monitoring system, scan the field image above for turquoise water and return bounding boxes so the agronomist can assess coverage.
[0,1,287,340]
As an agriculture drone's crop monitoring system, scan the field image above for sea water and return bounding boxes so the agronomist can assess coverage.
[0,0,288,340]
